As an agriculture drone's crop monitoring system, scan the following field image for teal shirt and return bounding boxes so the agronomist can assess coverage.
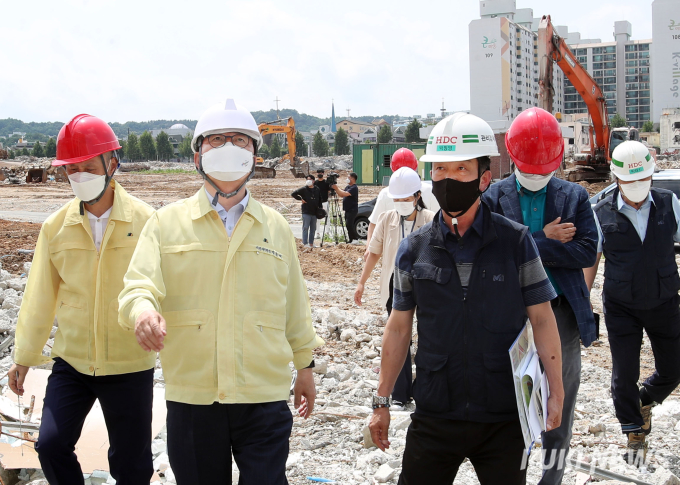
[516,179,562,295]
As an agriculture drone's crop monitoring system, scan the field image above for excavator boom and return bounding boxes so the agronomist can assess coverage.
[538,15,610,164]
[256,117,309,178]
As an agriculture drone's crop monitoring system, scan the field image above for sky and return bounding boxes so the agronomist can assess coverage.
[0,0,654,124]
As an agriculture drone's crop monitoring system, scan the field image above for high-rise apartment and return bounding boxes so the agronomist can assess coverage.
[469,0,564,128]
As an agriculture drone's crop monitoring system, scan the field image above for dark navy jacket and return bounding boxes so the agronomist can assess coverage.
[595,187,680,310]
[397,204,556,423]
[483,174,598,346]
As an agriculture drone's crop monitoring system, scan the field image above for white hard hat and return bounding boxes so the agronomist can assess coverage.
[421,112,500,163]
[388,167,422,199]
[191,99,263,153]
[611,140,655,181]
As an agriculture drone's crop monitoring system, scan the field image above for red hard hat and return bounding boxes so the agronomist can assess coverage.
[390,148,418,172]
[53,114,121,166]
[505,107,564,174]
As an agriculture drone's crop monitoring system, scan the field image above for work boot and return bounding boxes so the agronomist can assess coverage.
[623,432,648,466]
[640,401,656,436]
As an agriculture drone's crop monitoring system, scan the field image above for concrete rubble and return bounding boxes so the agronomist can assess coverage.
[0,204,677,483]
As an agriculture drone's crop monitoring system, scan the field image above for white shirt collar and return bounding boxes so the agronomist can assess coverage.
[616,191,654,211]
[86,207,112,220]
[204,187,250,215]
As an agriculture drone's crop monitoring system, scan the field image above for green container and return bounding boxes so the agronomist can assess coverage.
[352,143,430,186]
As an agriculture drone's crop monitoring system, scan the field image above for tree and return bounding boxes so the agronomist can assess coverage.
[259,143,271,160]
[178,134,193,159]
[270,136,282,158]
[33,141,44,157]
[139,131,156,160]
[45,138,57,157]
[377,124,393,143]
[610,113,627,128]
[126,133,141,161]
[334,127,350,155]
[118,139,126,159]
[8,150,14,159]
[295,131,307,157]
[405,119,424,143]
[312,132,329,157]
[156,131,174,161]
[642,120,654,133]
[22,148,29,156]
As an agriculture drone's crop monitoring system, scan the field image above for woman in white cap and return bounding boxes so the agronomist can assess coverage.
[354,166,434,408]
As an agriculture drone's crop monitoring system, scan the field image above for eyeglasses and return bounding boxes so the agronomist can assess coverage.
[206,133,251,149]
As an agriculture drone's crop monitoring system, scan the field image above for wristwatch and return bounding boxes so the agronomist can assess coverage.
[372,394,391,409]
[303,359,315,369]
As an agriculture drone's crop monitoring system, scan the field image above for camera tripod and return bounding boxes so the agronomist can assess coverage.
[320,191,348,246]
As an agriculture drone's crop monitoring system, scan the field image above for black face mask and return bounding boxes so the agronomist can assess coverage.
[432,176,483,217]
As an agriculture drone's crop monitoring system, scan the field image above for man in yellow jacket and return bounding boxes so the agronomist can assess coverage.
[9,114,156,484]
[119,99,323,485]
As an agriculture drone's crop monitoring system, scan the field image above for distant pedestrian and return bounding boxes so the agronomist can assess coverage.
[331,172,360,243]
[292,174,322,248]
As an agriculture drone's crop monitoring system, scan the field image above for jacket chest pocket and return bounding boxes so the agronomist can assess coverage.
[235,246,289,298]
[412,263,452,305]
[160,244,226,296]
[241,311,292,388]
[480,262,525,334]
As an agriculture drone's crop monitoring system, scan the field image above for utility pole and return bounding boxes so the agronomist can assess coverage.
[441,98,446,119]
[274,97,281,119]
[346,108,351,119]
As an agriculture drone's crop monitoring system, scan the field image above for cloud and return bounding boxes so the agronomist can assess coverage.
[0,0,654,124]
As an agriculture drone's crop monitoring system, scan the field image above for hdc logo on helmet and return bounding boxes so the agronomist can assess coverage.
[435,136,458,144]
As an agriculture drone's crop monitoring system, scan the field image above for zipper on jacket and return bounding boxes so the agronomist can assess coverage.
[463,295,470,420]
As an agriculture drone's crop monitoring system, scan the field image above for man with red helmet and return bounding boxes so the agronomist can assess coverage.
[8,114,156,484]
[484,107,598,484]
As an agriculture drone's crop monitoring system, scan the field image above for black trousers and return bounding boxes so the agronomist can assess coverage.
[387,275,413,403]
[36,358,154,485]
[167,400,293,485]
[604,294,680,434]
[345,210,358,242]
[398,414,527,485]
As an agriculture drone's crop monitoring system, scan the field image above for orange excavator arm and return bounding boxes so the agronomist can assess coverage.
[538,15,610,163]
[257,117,309,177]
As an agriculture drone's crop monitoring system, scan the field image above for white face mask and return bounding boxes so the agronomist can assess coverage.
[619,180,651,203]
[347,179,351,185]
[201,144,254,182]
[68,171,107,202]
[395,201,416,217]
[515,168,553,192]
[306,180,314,187]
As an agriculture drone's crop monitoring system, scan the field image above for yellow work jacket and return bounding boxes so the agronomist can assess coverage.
[15,181,156,376]
[118,189,324,405]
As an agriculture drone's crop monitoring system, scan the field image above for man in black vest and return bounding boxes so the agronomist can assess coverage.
[585,140,680,465]
[369,113,565,485]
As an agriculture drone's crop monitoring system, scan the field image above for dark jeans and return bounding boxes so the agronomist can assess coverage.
[604,294,680,434]
[398,414,527,485]
[167,400,293,485]
[539,296,581,485]
[36,358,154,485]
[387,275,413,403]
[301,213,317,245]
[345,210,358,242]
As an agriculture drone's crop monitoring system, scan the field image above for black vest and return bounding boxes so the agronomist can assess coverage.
[409,204,531,423]
[595,187,680,310]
